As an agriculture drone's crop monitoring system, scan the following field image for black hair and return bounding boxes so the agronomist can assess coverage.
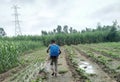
[51,40,55,43]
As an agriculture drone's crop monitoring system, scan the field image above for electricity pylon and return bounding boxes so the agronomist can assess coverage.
[13,5,22,36]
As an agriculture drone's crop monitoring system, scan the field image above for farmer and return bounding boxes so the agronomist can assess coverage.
[47,40,61,77]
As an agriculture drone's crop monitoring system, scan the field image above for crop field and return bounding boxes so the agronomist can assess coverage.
[0,40,46,82]
[0,40,43,73]
[0,41,120,82]
[65,42,120,82]
[0,0,120,82]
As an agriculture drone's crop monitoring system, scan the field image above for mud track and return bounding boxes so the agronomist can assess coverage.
[1,46,118,82]
[73,45,120,82]
[44,48,74,82]
[45,46,117,82]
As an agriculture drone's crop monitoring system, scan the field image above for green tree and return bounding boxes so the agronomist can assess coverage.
[81,29,86,33]
[69,27,73,33]
[96,22,102,31]
[72,29,77,33]
[41,31,47,35]
[56,25,62,33]
[107,21,118,42]
[63,25,68,33]
[53,29,56,34]
[86,27,91,32]
[0,28,6,36]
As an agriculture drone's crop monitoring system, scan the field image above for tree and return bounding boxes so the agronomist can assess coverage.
[63,25,68,33]
[86,27,91,32]
[72,29,77,33]
[96,22,102,31]
[48,31,54,35]
[81,29,86,33]
[112,20,117,28]
[0,28,6,36]
[69,27,73,33]
[41,30,47,35]
[107,24,118,42]
[53,29,56,34]
[56,25,62,33]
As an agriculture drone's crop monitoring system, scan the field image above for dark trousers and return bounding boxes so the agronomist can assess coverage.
[50,56,58,73]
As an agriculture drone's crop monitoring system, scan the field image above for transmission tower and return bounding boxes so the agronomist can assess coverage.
[13,5,22,36]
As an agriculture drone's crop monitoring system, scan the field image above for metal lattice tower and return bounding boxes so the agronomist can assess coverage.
[13,5,22,36]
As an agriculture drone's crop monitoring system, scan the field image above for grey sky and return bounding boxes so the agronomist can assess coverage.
[0,0,120,36]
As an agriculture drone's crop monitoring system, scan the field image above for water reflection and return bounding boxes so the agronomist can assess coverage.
[79,61,95,74]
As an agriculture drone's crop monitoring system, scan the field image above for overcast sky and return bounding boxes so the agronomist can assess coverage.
[0,0,120,36]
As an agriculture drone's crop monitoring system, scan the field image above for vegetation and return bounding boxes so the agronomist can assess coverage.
[0,21,120,82]
[41,21,120,46]
[78,42,120,59]
[65,46,91,82]
[0,28,6,36]
[4,48,47,82]
[0,40,43,73]
[74,43,120,81]
[0,21,120,47]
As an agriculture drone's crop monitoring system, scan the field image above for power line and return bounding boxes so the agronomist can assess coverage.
[13,5,22,36]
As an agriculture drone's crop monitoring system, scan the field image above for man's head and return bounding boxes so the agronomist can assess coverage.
[51,40,55,44]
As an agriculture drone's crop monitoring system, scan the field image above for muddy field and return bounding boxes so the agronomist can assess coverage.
[0,42,120,82]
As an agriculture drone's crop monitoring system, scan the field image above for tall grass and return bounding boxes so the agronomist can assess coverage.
[0,40,43,73]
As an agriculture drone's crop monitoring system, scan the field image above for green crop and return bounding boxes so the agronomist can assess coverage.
[0,40,43,73]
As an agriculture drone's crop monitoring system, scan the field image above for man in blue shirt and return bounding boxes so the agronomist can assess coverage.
[47,40,61,77]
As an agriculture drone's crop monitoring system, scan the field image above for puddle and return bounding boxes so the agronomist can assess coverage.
[79,61,95,74]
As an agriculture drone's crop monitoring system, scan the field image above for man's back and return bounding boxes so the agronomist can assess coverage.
[49,44,60,56]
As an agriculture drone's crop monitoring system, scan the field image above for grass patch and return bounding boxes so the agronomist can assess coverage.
[117,66,120,70]
[58,67,68,74]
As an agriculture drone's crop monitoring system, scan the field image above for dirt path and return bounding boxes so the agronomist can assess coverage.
[1,46,117,82]
[44,48,74,82]
[0,48,75,82]
[0,48,47,82]
[72,47,116,82]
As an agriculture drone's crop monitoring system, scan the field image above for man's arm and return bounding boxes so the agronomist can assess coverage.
[59,49,61,54]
